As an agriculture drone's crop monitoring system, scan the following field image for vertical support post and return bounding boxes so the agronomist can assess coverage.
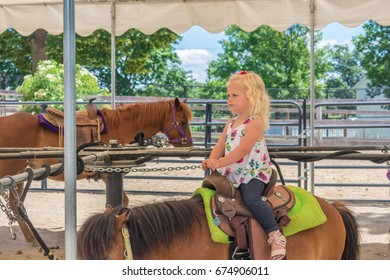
[110,2,116,109]
[316,106,322,143]
[105,173,123,209]
[40,178,47,189]
[104,139,123,208]
[63,0,77,260]
[204,103,212,176]
[205,103,212,147]
[309,0,316,194]
[302,99,308,191]
[41,104,47,113]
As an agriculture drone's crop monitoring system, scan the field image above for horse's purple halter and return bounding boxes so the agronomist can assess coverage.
[163,102,192,145]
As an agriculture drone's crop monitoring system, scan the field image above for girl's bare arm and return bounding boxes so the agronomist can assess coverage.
[206,118,263,170]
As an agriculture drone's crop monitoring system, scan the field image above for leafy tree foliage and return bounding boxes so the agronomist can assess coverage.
[205,25,331,100]
[353,21,390,98]
[0,29,30,89]
[47,29,193,96]
[324,44,365,99]
[2,22,389,102]
[1,28,193,96]
[17,60,108,114]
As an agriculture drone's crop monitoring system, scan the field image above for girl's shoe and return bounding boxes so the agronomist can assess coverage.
[267,230,286,260]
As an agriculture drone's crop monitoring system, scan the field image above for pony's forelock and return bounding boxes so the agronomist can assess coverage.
[77,211,117,260]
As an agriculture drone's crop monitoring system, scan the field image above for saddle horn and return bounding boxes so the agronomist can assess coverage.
[87,98,98,119]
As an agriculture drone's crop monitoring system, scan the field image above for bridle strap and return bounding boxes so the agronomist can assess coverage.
[163,102,193,145]
[121,226,133,260]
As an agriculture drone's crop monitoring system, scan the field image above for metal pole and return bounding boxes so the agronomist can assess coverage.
[309,0,316,194]
[0,154,100,190]
[104,139,122,208]
[111,2,116,109]
[105,173,123,209]
[302,98,307,190]
[205,103,212,147]
[63,0,77,260]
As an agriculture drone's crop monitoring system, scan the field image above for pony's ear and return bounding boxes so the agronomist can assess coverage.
[183,98,188,103]
[115,212,127,230]
[174,97,181,108]
[104,205,113,214]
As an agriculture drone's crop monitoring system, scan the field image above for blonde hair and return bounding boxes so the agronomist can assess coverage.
[227,71,270,130]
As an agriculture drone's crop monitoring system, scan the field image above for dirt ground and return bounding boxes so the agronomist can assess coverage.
[1,159,389,260]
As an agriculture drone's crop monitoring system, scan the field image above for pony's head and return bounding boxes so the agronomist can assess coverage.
[77,198,204,260]
[100,97,193,147]
[77,207,129,260]
[162,97,193,147]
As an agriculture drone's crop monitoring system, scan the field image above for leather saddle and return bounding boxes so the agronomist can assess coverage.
[202,170,295,260]
[39,98,105,146]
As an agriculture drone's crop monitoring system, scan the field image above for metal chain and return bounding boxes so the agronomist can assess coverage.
[84,164,202,173]
[0,190,19,223]
[130,164,201,173]
[84,166,132,173]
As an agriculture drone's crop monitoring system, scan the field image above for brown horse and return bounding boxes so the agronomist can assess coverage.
[0,97,193,244]
[77,194,360,260]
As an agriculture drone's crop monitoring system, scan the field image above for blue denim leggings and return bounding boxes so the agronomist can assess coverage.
[239,179,278,233]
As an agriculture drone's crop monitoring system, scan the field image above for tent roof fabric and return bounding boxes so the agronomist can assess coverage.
[1,0,389,36]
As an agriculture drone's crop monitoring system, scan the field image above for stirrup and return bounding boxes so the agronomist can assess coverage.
[267,230,286,260]
[231,247,250,260]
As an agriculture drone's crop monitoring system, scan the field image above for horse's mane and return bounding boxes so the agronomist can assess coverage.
[77,209,117,260]
[100,99,192,128]
[77,196,203,260]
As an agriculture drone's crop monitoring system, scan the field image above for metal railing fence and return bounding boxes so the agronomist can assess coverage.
[0,98,389,200]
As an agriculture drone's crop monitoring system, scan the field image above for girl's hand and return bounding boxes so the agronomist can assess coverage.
[204,159,221,171]
[201,160,208,171]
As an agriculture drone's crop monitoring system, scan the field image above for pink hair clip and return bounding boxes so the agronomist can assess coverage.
[238,70,247,75]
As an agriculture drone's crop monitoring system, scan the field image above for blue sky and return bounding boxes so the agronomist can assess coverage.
[175,22,365,82]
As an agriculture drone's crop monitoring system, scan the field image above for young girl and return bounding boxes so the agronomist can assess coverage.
[202,70,286,260]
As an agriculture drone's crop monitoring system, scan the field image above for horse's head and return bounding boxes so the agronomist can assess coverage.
[77,207,130,260]
[162,97,193,147]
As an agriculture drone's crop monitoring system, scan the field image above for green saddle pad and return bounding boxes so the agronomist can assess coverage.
[193,185,327,244]
[193,187,231,244]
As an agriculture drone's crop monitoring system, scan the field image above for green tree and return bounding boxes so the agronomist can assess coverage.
[0,28,193,96]
[47,29,193,96]
[324,44,365,99]
[205,25,331,100]
[0,29,50,76]
[0,29,30,89]
[16,60,109,114]
[353,20,390,98]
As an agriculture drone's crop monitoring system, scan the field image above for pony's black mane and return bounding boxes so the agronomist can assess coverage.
[126,196,203,259]
[77,196,203,260]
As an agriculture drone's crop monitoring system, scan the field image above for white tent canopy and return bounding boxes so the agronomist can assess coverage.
[1,0,390,36]
[1,0,389,260]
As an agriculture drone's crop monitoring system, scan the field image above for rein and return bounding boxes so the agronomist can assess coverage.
[163,102,192,145]
[121,226,133,260]
[115,208,133,260]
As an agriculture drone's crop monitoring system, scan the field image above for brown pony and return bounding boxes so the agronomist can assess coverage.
[0,98,193,245]
[77,194,360,260]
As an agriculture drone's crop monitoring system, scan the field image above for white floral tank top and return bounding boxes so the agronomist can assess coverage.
[218,117,273,188]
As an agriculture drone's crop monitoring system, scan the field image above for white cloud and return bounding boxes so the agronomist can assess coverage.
[176,49,213,82]
[318,38,355,49]
[318,38,338,48]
